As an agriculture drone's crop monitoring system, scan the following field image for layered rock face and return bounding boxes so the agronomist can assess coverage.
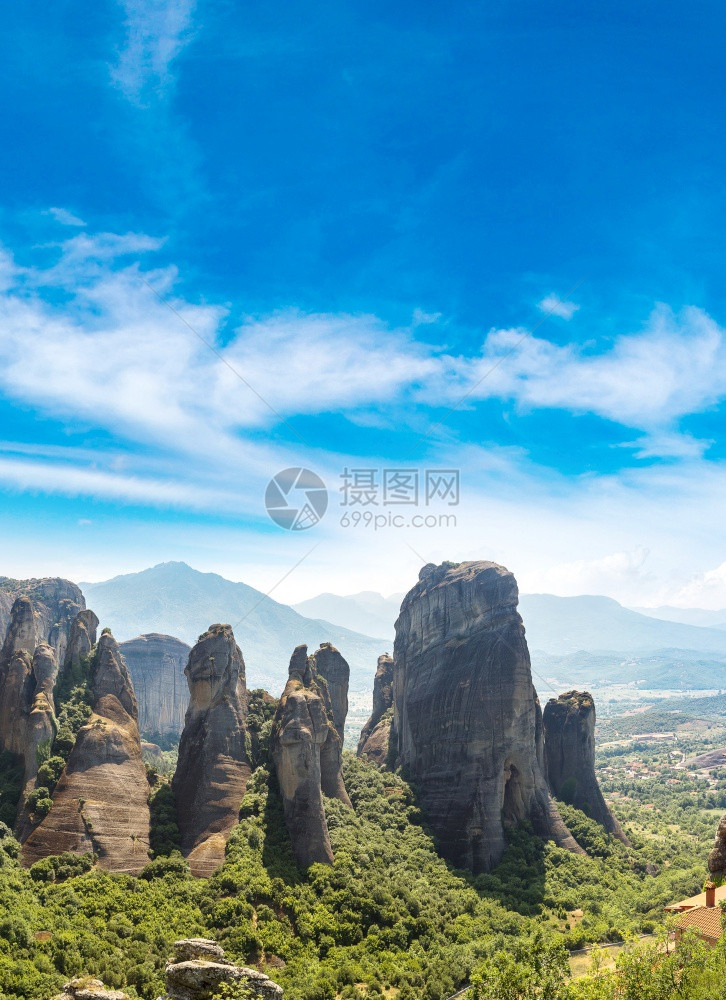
[708,813,726,880]
[172,625,251,876]
[119,633,191,736]
[163,938,283,999]
[21,632,151,873]
[0,577,84,663]
[392,561,582,873]
[273,644,351,868]
[543,691,630,845]
[357,654,394,766]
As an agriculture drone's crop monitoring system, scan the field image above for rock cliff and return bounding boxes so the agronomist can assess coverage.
[357,654,393,766]
[543,690,630,845]
[272,644,351,869]
[172,625,251,876]
[0,577,84,663]
[119,633,191,736]
[21,631,151,873]
[391,561,583,873]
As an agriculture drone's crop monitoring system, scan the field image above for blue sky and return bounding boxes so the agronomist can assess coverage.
[1,0,726,607]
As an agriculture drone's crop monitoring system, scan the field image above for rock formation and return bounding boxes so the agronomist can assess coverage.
[57,609,99,693]
[272,644,351,869]
[21,631,151,873]
[543,690,630,845]
[0,577,84,663]
[0,598,37,757]
[391,561,583,873]
[119,633,191,736]
[50,978,130,1000]
[357,654,394,766]
[708,813,726,880]
[172,625,251,876]
[162,938,283,999]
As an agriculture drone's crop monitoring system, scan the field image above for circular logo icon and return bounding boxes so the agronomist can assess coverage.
[265,468,328,530]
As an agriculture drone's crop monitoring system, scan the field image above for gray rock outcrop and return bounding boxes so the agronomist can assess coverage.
[21,631,151,873]
[357,654,394,766]
[162,938,283,1000]
[120,633,191,736]
[50,977,130,1000]
[543,690,630,845]
[391,561,583,873]
[272,644,352,868]
[172,625,251,876]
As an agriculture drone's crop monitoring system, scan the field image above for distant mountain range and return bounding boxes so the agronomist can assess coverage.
[292,591,403,641]
[630,605,726,629]
[79,564,726,695]
[81,562,390,692]
[518,594,726,655]
[290,588,726,692]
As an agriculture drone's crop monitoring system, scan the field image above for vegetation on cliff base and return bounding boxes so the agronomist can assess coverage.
[0,752,720,1000]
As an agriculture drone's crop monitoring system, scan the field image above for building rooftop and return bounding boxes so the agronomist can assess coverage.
[665,884,726,912]
[675,906,723,940]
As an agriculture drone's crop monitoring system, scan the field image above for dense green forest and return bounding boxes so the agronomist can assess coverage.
[0,742,722,1000]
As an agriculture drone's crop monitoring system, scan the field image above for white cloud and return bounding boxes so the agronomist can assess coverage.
[666,563,726,610]
[47,207,86,227]
[434,305,726,445]
[529,547,652,597]
[537,294,580,320]
[111,0,196,104]
[3,223,726,609]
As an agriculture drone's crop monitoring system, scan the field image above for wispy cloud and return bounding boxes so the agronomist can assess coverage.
[110,0,196,104]
[433,305,726,450]
[47,207,86,228]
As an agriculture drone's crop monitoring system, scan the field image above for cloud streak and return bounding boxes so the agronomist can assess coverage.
[111,0,196,104]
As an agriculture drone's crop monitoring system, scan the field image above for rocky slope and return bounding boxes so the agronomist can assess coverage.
[272,644,352,868]
[172,625,251,876]
[21,631,151,873]
[543,691,630,845]
[357,654,394,766]
[391,561,582,873]
[119,633,191,736]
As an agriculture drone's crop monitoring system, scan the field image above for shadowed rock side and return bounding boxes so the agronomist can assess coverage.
[21,632,151,873]
[357,654,394,767]
[708,813,726,880]
[312,642,349,741]
[310,644,351,806]
[0,598,37,757]
[0,577,84,663]
[391,561,583,874]
[172,624,251,877]
[543,691,631,846]
[120,633,191,736]
[273,645,352,868]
